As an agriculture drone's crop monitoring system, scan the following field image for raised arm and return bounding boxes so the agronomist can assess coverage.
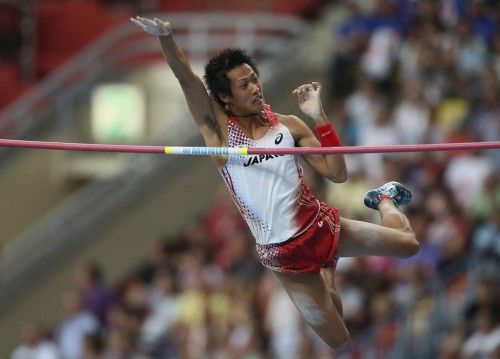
[131,16,226,146]
[288,82,347,183]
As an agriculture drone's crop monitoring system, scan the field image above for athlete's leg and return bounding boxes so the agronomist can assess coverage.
[338,199,419,257]
[338,181,419,257]
[274,270,349,349]
[320,267,343,317]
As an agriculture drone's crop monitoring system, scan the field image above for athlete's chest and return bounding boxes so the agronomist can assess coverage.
[229,120,292,145]
[229,124,295,170]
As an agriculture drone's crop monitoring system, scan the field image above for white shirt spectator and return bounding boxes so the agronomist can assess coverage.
[56,291,99,359]
[11,341,60,359]
[394,89,430,145]
[462,326,500,358]
[361,28,400,80]
[456,34,488,76]
[358,106,400,182]
[11,322,61,359]
[346,80,380,129]
[444,154,495,207]
[140,295,180,347]
[56,312,99,359]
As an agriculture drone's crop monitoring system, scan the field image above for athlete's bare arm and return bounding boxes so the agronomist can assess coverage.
[131,16,227,148]
[284,82,347,182]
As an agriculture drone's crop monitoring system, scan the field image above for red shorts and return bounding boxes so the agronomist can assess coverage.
[255,203,341,273]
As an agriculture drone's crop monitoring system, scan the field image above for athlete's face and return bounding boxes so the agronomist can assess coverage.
[224,64,264,116]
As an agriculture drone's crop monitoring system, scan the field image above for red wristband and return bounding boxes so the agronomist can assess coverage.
[315,122,341,147]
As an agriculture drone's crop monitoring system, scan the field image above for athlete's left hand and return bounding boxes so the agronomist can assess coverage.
[292,82,325,121]
[131,16,172,36]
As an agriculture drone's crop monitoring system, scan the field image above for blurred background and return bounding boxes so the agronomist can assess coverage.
[0,0,499,358]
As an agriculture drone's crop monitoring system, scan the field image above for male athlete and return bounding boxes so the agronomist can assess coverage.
[131,16,419,349]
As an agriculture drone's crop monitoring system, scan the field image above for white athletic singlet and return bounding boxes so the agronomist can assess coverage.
[219,105,320,245]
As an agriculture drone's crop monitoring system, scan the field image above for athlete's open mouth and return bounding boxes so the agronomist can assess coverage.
[253,95,263,104]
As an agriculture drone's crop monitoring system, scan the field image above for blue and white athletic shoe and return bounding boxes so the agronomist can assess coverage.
[363,181,412,210]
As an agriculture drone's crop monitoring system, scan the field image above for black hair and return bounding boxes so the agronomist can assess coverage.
[203,48,259,107]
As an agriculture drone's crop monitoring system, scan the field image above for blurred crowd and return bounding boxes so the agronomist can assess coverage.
[11,0,500,358]
[326,0,500,357]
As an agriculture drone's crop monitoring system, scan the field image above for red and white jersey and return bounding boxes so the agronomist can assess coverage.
[219,105,320,245]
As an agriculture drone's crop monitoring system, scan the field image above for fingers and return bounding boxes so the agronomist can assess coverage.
[292,84,315,104]
[130,15,171,36]
[130,16,153,29]
[292,83,320,95]
[130,16,159,27]
[132,15,148,24]
[133,15,165,27]
[312,82,322,94]
[141,16,158,27]
[130,17,147,31]
[292,84,308,94]
[292,84,310,95]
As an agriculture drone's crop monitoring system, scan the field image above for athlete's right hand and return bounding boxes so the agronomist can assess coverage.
[130,16,172,36]
[292,82,325,122]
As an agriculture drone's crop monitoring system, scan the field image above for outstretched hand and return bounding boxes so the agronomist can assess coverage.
[292,82,325,121]
[130,16,171,36]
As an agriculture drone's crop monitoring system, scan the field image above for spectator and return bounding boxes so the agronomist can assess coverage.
[227,300,263,358]
[345,75,381,128]
[437,329,463,359]
[137,237,177,285]
[358,99,401,183]
[139,266,180,353]
[11,322,60,359]
[470,207,500,273]
[468,173,500,222]
[102,328,149,359]
[74,261,114,325]
[454,18,489,77]
[462,304,500,358]
[492,34,500,80]
[444,151,495,207]
[55,290,100,359]
[393,79,431,145]
[81,333,104,359]
[328,0,370,98]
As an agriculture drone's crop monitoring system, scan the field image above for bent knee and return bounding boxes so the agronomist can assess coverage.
[327,328,350,349]
[400,232,420,257]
